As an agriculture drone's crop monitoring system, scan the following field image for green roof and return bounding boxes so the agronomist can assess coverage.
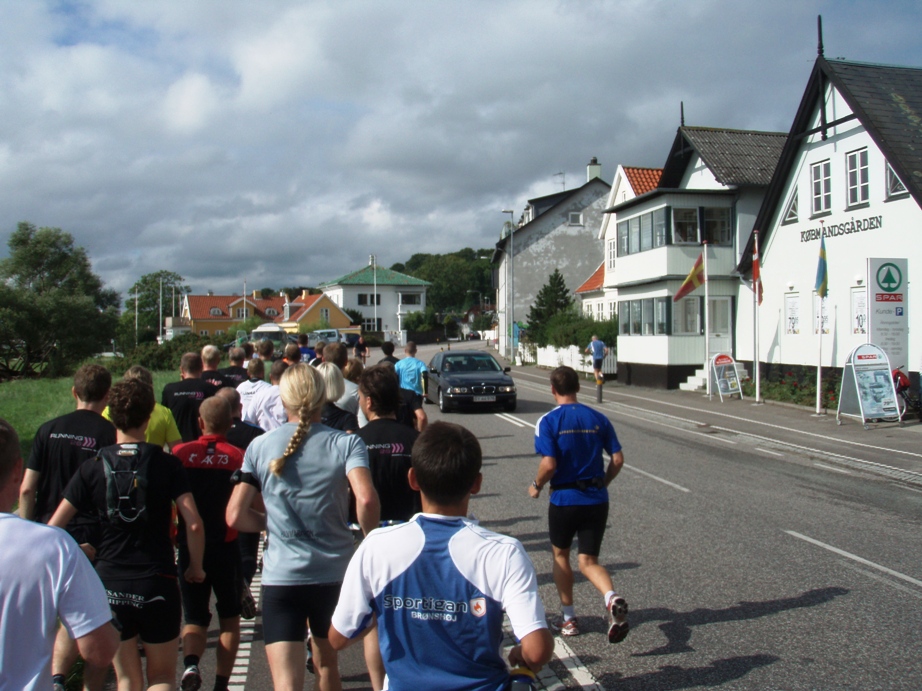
[320,266,431,288]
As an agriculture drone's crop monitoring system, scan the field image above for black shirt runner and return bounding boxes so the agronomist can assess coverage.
[355,418,420,523]
[162,379,219,442]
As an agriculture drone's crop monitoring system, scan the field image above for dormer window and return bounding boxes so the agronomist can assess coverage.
[265,308,278,317]
[209,307,222,316]
[782,189,798,225]
[886,163,908,199]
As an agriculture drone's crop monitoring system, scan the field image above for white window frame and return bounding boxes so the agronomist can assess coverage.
[886,163,908,199]
[320,308,330,322]
[782,188,799,224]
[672,297,701,335]
[568,212,583,226]
[846,147,869,206]
[209,307,222,316]
[811,160,831,215]
[672,208,699,244]
[235,307,249,319]
[607,239,617,269]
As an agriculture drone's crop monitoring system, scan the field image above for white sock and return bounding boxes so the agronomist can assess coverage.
[604,590,616,608]
[562,605,576,621]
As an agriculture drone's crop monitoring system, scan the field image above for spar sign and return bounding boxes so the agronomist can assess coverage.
[867,258,908,369]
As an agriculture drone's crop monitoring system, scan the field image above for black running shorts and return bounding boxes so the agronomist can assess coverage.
[104,575,181,643]
[178,541,243,626]
[261,583,342,644]
[548,502,609,556]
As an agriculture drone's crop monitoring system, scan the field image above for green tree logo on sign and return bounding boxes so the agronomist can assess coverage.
[876,263,902,292]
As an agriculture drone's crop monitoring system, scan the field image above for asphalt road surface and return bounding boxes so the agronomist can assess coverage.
[174,342,922,690]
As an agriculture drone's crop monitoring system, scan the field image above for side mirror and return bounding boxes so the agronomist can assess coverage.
[503,367,511,373]
[429,367,439,374]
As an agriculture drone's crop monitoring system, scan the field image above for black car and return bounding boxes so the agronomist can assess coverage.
[426,350,516,412]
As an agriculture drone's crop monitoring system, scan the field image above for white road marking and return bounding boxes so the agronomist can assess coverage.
[785,530,922,589]
[813,462,853,475]
[229,538,264,690]
[550,636,605,689]
[623,464,691,493]
[608,406,737,444]
[757,447,785,457]
[495,412,530,428]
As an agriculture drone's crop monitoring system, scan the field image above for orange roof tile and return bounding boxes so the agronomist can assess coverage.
[623,167,662,195]
[278,294,323,323]
[575,262,605,294]
[186,294,288,321]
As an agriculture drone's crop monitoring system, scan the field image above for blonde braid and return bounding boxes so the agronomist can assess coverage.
[270,364,325,477]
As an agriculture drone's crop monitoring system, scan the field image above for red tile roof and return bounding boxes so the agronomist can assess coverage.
[185,294,288,321]
[575,262,605,294]
[623,167,662,195]
[280,294,323,323]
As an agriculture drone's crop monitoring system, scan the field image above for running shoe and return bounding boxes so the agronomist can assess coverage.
[241,582,257,620]
[607,595,629,644]
[550,616,580,637]
[180,664,202,691]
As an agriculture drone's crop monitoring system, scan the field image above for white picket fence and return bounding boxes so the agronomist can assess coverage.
[517,344,617,375]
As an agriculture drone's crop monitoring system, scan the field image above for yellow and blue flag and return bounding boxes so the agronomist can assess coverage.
[814,235,828,298]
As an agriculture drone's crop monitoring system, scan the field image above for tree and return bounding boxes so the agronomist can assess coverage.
[392,248,494,312]
[525,269,573,346]
[119,270,190,346]
[0,223,119,378]
[343,308,364,326]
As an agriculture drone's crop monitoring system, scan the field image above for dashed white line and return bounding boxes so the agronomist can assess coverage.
[622,464,691,493]
[757,447,785,457]
[495,412,531,428]
[228,538,264,690]
[785,530,922,589]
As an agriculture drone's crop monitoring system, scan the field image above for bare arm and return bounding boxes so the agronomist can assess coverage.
[226,482,267,534]
[17,468,40,520]
[528,455,557,498]
[347,467,380,536]
[76,621,120,670]
[175,492,206,583]
[48,498,79,529]
[508,628,555,671]
[604,450,624,486]
[329,621,374,651]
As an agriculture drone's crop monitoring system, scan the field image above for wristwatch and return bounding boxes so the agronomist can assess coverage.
[531,480,542,491]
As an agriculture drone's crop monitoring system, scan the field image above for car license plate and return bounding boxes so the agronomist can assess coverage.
[473,395,496,403]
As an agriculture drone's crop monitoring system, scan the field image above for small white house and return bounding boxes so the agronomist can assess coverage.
[606,126,786,388]
[320,263,430,333]
[736,54,922,384]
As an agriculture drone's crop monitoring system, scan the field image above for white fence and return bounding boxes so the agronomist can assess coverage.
[517,344,617,375]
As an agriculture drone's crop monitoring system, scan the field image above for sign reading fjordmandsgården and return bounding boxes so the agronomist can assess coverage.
[868,258,908,370]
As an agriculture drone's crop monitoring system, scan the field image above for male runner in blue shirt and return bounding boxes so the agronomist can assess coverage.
[585,335,608,385]
[529,365,628,642]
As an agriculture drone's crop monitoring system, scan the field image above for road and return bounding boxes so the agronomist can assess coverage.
[183,343,922,689]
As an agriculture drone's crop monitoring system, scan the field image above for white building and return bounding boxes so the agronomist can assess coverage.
[492,158,611,358]
[319,263,430,334]
[606,127,786,388]
[578,165,662,318]
[736,54,922,385]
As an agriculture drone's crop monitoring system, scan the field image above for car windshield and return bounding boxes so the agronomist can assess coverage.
[443,355,502,372]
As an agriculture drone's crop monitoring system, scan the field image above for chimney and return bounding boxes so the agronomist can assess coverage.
[284,298,291,321]
[587,157,601,182]
[252,290,259,299]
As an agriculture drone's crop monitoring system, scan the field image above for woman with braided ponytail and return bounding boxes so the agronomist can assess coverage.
[227,363,380,691]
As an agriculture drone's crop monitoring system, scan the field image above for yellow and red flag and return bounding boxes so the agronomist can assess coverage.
[673,252,706,302]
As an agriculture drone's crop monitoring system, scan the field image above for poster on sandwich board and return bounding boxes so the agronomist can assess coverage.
[836,343,900,428]
[709,353,743,402]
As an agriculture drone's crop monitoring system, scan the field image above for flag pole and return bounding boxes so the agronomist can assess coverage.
[816,300,824,414]
[703,241,710,399]
[754,230,761,403]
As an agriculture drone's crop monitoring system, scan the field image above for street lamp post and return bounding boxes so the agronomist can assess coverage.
[502,209,515,358]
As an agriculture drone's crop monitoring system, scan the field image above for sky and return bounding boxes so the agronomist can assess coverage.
[2,0,921,302]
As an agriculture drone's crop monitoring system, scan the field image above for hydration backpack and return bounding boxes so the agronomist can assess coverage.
[100,444,153,525]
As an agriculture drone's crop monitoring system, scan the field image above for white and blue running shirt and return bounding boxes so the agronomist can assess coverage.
[332,514,547,691]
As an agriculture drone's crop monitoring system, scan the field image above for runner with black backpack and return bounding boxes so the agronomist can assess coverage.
[51,379,206,691]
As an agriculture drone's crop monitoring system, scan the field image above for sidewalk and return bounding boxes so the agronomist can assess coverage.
[501,353,922,483]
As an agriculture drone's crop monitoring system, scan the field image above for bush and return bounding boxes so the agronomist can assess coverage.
[741,367,840,409]
[529,307,618,351]
[97,333,216,374]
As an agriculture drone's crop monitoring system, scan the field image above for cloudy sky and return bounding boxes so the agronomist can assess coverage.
[2,1,921,301]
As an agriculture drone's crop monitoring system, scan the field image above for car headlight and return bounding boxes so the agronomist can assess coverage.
[448,387,469,394]
[499,386,516,393]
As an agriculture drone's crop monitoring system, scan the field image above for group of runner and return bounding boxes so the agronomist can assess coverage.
[1,335,629,691]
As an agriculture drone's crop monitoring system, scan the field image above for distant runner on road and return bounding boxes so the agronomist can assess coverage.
[585,335,609,385]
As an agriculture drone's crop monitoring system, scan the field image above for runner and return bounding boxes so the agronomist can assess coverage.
[528,365,628,643]
[330,421,554,690]
[50,379,206,691]
[353,335,368,364]
[585,335,609,385]
[201,345,231,389]
[219,347,249,387]
[378,341,399,366]
[236,359,269,422]
[394,341,428,405]
[162,353,219,442]
[0,418,119,691]
[226,363,380,691]
[245,360,289,432]
[318,363,359,433]
[172,397,245,691]
[17,364,116,688]
[106,366,181,451]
